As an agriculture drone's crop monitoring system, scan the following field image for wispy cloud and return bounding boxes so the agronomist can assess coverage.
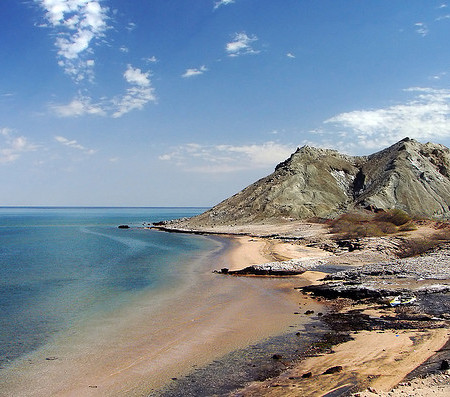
[144,55,158,63]
[0,128,38,164]
[182,65,208,78]
[35,0,110,83]
[226,32,259,57]
[112,65,157,118]
[430,72,447,80]
[51,65,156,118]
[323,87,450,151]
[436,14,450,21]
[214,0,235,10]
[55,135,96,155]
[126,22,136,31]
[159,141,294,173]
[51,95,106,117]
[414,22,429,36]
[286,52,296,59]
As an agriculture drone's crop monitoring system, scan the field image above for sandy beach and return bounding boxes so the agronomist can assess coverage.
[2,220,448,396]
[153,220,450,396]
[0,234,324,396]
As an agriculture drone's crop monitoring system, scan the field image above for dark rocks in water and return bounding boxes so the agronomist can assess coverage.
[301,283,386,301]
[323,365,343,375]
[118,225,130,229]
[226,266,304,276]
[220,268,229,274]
[304,310,315,315]
[302,371,313,378]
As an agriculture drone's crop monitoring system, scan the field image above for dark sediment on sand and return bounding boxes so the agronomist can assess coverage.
[150,322,327,397]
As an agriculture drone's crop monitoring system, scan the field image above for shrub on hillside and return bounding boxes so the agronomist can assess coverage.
[329,210,414,238]
[398,221,417,232]
[375,209,412,226]
[373,221,398,234]
[397,238,439,258]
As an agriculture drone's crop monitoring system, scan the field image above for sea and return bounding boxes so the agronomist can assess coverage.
[0,207,217,371]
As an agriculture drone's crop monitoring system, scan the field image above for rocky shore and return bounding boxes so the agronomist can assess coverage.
[152,220,450,396]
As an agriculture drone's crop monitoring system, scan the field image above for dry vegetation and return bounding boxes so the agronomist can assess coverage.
[328,209,415,239]
[327,209,450,258]
[397,222,450,258]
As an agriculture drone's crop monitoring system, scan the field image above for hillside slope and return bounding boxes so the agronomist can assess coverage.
[176,138,450,227]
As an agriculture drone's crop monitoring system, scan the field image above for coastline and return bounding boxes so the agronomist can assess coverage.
[0,233,325,396]
[1,219,448,396]
[152,221,450,396]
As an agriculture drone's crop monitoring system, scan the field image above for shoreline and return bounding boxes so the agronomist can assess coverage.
[0,232,325,396]
[1,219,448,396]
[151,222,450,396]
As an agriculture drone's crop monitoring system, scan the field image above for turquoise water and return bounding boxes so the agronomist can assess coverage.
[0,207,214,369]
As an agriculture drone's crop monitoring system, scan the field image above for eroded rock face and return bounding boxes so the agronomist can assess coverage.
[183,138,450,226]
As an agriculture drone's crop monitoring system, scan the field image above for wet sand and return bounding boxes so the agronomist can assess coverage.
[0,235,323,396]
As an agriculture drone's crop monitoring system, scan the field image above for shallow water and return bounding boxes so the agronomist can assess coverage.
[0,208,325,396]
[0,207,212,369]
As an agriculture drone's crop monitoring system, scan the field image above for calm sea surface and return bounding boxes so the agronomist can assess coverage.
[0,207,215,369]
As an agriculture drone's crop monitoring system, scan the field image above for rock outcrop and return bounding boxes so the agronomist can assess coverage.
[176,138,450,226]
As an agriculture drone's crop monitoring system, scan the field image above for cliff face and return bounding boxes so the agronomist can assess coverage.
[184,138,450,226]
[353,139,450,218]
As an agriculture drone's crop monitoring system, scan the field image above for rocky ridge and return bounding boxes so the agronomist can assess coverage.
[165,138,450,227]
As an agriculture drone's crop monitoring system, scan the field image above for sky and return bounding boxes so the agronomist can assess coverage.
[1,0,450,206]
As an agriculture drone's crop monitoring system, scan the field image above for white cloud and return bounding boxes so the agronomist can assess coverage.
[126,22,136,31]
[51,65,157,118]
[226,32,259,57]
[0,128,38,164]
[123,65,151,86]
[159,141,295,173]
[112,65,156,118]
[35,0,109,82]
[182,65,208,78]
[51,95,105,117]
[214,0,235,10]
[119,46,129,53]
[414,22,429,36]
[286,52,296,59]
[144,55,158,63]
[430,72,447,80]
[436,14,450,21]
[323,87,450,151]
[55,135,96,155]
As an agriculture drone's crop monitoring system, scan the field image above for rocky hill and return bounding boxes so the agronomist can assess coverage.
[174,138,450,227]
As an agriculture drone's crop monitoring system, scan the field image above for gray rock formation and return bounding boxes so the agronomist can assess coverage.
[181,138,450,226]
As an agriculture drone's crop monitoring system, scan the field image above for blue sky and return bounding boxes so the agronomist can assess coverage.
[1,0,450,206]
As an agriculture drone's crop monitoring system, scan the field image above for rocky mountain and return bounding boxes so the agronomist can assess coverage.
[180,138,450,226]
